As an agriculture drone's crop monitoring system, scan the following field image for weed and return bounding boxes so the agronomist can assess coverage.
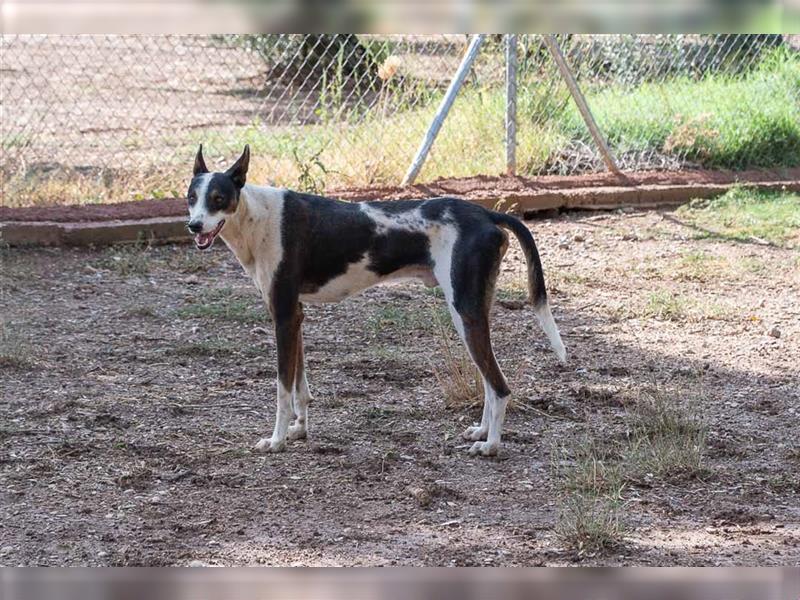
[292,147,330,195]
[430,308,483,410]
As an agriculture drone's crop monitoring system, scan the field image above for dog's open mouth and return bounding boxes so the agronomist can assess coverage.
[194,220,225,251]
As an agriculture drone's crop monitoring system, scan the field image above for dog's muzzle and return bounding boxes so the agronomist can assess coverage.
[191,220,225,251]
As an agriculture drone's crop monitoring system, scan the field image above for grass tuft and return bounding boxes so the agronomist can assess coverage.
[430,308,483,410]
[553,437,627,556]
[623,386,707,482]
[643,290,689,321]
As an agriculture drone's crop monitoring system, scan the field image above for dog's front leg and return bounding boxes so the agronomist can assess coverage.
[255,292,302,453]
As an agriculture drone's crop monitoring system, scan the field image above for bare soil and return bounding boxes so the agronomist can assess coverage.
[1,208,799,566]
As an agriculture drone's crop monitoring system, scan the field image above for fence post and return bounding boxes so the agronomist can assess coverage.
[542,34,622,175]
[505,35,518,176]
[401,34,486,186]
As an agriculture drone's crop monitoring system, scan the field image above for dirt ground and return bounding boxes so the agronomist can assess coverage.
[1,208,799,566]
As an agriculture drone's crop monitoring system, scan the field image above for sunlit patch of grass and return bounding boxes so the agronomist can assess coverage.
[643,290,690,321]
[673,250,719,282]
[676,187,800,248]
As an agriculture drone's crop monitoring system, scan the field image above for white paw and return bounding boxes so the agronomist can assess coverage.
[254,437,286,453]
[468,441,499,457]
[462,425,488,441]
[287,423,307,441]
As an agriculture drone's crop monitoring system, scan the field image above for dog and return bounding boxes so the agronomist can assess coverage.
[186,145,566,457]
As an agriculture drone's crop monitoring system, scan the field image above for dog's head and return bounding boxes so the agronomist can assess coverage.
[186,145,249,250]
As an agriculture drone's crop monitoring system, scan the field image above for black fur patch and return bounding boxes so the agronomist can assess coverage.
[187,173,240,215]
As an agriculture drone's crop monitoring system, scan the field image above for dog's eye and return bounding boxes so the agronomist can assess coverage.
[188,194,197,205]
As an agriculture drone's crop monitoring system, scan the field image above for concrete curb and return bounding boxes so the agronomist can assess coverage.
[2,178,799,247]
[1,217,189,247]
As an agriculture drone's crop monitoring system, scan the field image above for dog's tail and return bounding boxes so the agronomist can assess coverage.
[490,211,567,363]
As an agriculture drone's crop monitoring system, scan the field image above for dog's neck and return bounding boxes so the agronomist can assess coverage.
[220,184,284,276]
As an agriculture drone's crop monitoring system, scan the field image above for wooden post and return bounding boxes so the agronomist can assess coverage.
[505,34,518,176]
[401,34,486,186]
[542,34,622,175]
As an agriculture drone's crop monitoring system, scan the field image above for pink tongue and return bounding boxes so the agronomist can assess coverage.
[196,233,211,245]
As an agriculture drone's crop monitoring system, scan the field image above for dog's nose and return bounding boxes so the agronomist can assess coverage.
[187,221,203,234]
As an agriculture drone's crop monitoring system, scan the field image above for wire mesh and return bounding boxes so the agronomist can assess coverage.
[1,34,797,207]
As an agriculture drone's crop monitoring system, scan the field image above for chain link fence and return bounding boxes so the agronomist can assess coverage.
[2,34,798,207]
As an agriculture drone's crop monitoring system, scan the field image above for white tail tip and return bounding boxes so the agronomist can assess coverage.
[535,302,567,364]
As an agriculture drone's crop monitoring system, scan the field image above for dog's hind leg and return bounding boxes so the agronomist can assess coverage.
[434,227,511,457]
[289,310,312,441]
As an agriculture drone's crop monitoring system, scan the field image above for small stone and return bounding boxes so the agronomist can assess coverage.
[768,326,781,338]
[185,275,200,285]
[188,560,208,568]
[408,486,432,507]
[97,551,108,558]
[573,234,585,242]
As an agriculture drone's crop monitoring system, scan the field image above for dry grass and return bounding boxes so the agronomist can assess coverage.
[95,238,154,277]
[553,437,627,556]
[623,386,707,483]
[430,308,483,410]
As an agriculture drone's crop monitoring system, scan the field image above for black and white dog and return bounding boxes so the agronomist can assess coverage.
[186,145,566,457]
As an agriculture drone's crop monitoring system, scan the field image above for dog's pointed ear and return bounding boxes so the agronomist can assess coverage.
[193,144,208,176]
[226,145,250,189]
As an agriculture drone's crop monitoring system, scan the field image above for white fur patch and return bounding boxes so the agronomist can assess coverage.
[535,301,567,363]
[359,203,428,234]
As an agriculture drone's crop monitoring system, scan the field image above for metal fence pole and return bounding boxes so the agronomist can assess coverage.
[505,34,518,176]
[401,34,486,186]
[542,34,622,175]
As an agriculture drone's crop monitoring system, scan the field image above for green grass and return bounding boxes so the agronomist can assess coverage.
[676,187,800,247]
[643,291,690,321]
[562,49,800,169]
